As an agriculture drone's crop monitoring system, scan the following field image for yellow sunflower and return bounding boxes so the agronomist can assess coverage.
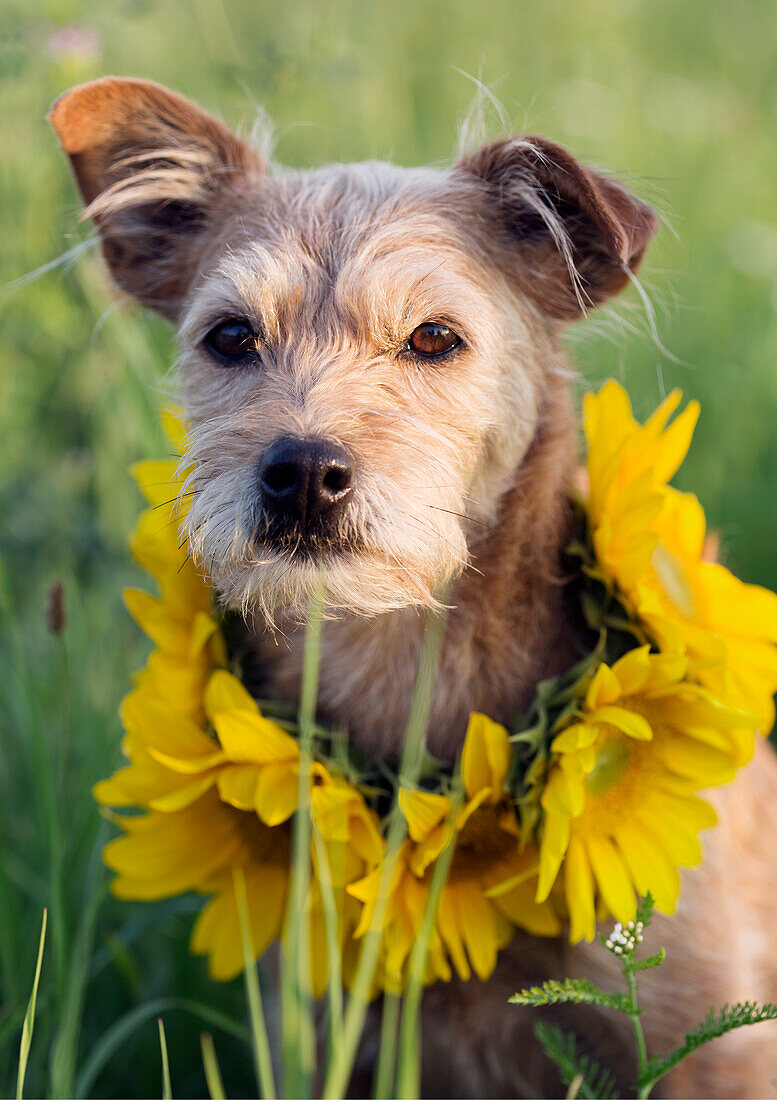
[99,419,383,988]
[98,664,298,981]
[535,645,751,942]
[125,450,226,723]
[348,714,560,992]
[584,381,777,740]
[99,668,382,987]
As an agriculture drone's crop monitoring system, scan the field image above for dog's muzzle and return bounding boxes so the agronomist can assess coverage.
[256,435,354,553]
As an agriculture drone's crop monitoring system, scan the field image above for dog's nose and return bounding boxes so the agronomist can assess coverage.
[259,437,354,524]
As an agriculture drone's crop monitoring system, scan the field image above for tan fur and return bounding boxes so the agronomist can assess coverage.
[50,78,777,1097]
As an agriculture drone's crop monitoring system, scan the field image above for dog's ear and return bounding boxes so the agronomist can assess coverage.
[49,77,261,319]
[457,136,658,320]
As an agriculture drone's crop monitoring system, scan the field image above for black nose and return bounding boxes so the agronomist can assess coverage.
[258,437,354,525]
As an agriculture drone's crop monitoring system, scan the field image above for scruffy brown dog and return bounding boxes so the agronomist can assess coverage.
[50,78,777,1098]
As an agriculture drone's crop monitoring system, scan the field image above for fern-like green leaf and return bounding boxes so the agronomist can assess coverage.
[637,1001,777,1090]
[635,893,655,931]
[632,948,666,972]
[510,978,633,1014]
[534,1022,618,1100]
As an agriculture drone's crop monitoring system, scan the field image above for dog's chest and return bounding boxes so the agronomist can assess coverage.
[247,594,550,761]
[249,610,444,759]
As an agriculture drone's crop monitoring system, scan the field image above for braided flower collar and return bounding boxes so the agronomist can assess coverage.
[95,382,777,993]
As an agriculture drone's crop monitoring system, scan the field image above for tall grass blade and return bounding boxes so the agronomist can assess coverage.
[281,584,324,1098]
[73,997,249,1098]
[312,829,344,1057]
[395,789,460,1098]
[371,993,400,1099]
[234,867,277,1100]
[16,909,47,1100]
[157,1018,172,1100]
[49,831,106,1097]
[323,602,448,1099]
[200,1033,227,1100]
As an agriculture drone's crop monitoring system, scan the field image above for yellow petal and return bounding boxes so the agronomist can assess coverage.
[610,646,652,697]
[565,836,596,943]
[311,784,356,843]
[640,653,690,693]
[436,887,470,982]
[94,761,215,811]
[461,713,511,800]
[192,863,288,981]
[541,768,585,818]
[107,793,243,899]
[131,459,183,508]
[121,692,221,764]
[633,805,702,867]
[536,811,570,902]
[213,710,299,765]
[160,407,188,454]
[493,877,562,937]
[254,761,299,826]
[455,787,492,832]
[124,588,189,654]
[585,664,622,708]
[398,788,451,842]
[347,808,385,869]
[454,881,504,981]
[407,823,453,876]
[655,735,736,787]
[590,706,653,741]
[585,835,636,924]
[650,399,699,485]
[217,764,260,810]
[150,773,218,811]
[551,723,600,753]
[190,611,219,659]
[205,669,259,718]
[614,820,680,914]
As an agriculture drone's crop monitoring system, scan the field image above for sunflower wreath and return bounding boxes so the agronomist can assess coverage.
[95,381,777,994]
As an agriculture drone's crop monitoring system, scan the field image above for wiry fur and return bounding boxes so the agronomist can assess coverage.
[50,77,777,1097]
[175,167,553,625]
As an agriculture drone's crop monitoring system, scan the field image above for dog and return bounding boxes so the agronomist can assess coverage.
[49,77,777,1097]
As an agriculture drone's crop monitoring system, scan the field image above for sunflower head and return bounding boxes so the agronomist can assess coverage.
[537,646,748,942]
[583,379,777,739]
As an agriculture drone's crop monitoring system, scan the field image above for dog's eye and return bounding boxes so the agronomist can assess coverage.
[204,319,257,363]
[408,322,461,358]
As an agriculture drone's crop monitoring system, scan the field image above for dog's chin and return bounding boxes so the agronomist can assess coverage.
[208,545,461,627]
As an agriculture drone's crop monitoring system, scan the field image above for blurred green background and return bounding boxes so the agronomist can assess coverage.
[2,0,777,1095]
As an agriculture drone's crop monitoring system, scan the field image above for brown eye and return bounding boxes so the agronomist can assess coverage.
[204,318,257,363]
[408,322,461,358]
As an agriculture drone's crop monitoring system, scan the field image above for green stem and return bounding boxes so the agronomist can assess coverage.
[234,868,277,1100]
[625,964,650,1099]
[312,829,344,1058]
[395,787,461,1099]
[322,601,449,1099]
[281,583,325,1098]
[372,993,400,1099]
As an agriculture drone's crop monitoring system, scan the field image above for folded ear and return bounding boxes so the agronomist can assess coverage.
[457,136,658,320]
[49,77,261,319]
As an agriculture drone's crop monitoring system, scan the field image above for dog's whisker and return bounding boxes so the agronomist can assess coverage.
[153,487,204,511]
[426,505,495,531]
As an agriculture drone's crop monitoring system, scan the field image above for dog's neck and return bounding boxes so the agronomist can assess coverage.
[249,374,577,761]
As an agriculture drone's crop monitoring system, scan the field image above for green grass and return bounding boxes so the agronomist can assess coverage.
[2,0,777,1095]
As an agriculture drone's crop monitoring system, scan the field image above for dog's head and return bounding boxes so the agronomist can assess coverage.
[50,78,656,621]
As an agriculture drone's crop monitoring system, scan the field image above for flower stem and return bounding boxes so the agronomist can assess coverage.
[322,601,448,1099]
[372,993,400,1099]
[625,963,651,1098]
[395,786,461,1099]
[281,583,325,1098]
